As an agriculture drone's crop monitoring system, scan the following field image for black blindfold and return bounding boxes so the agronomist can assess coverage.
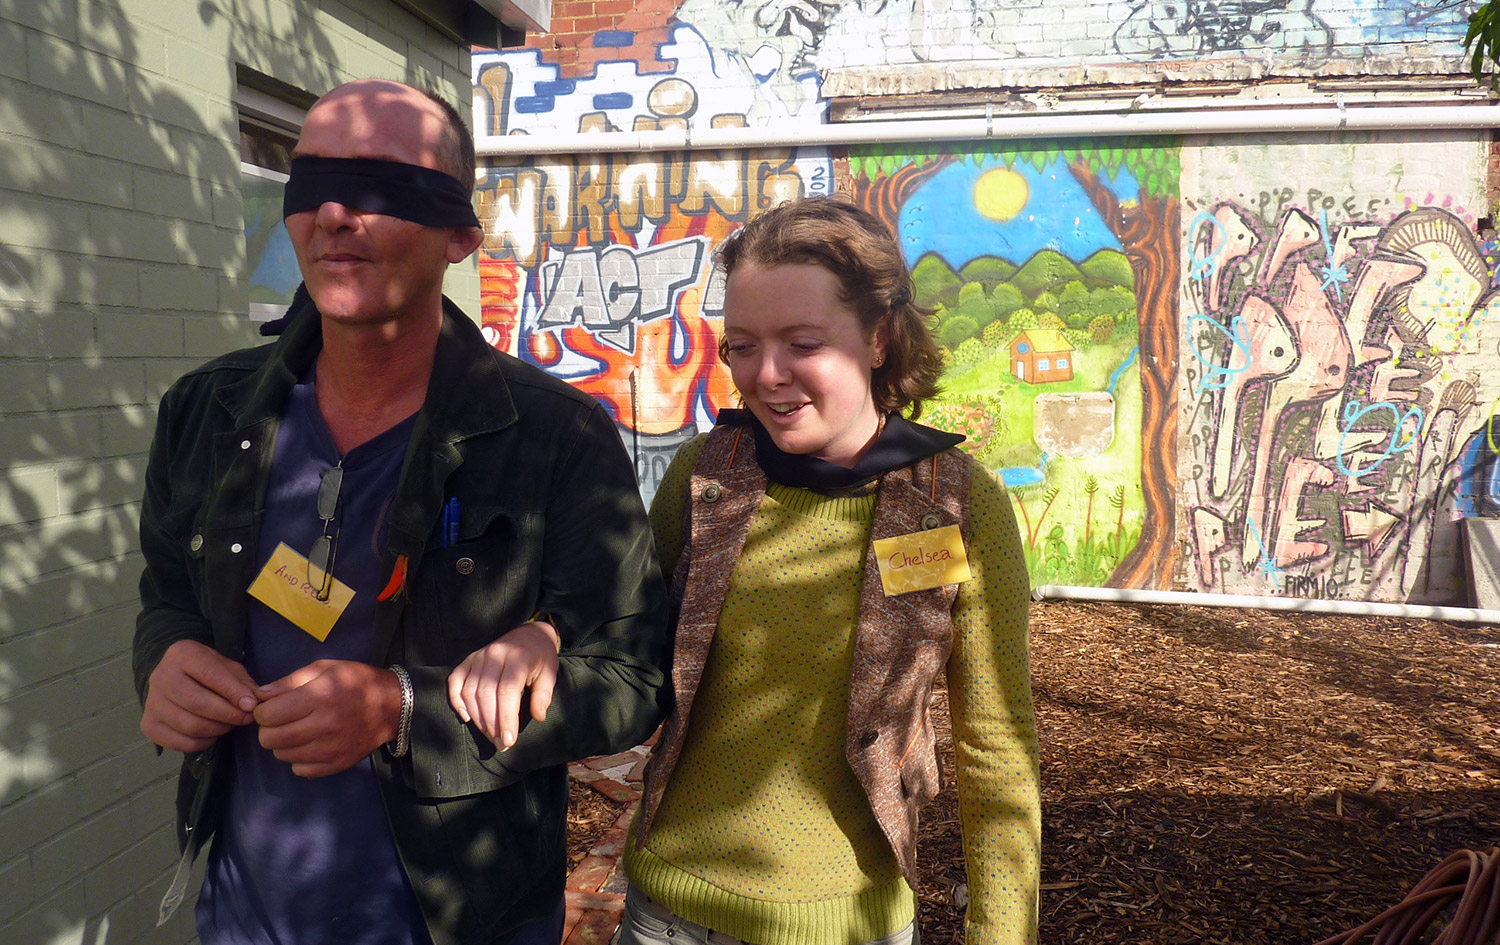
[282,156,481,229]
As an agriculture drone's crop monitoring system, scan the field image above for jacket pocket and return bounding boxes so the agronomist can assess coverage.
[166,494,211,619]
[417,506,543,648]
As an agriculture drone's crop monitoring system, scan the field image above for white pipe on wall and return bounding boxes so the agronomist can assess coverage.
[475,103,1500,157]
[1032,584,1500,626]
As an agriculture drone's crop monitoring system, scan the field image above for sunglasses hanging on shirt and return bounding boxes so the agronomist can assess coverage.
[307,462,344,602]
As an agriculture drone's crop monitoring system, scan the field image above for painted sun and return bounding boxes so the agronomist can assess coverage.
[973,167,1030,221]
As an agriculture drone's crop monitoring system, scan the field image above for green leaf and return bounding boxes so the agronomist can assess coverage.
[1465,2,1500,85]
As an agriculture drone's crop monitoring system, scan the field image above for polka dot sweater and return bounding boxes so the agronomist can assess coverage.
[625,435,1040,945]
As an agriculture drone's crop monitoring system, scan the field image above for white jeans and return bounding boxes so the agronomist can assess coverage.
[611,885,919,945]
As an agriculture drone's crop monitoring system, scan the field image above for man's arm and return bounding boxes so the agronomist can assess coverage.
[416,401,670,784]
[134,384,260,751]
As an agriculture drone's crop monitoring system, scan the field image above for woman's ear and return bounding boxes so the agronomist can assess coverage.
[873,323,890,367]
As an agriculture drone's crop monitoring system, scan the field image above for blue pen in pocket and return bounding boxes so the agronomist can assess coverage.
[444,496,460,548]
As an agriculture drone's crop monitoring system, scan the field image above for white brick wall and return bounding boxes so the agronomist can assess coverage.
[0,2,479,942]
[815,0,1477,92]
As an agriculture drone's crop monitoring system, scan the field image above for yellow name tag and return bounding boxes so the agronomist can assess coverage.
[872,524,972,596]
[247,542,354,642]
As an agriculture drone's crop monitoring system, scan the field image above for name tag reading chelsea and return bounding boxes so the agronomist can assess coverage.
[247,542,354,641]
[872,524,972,596]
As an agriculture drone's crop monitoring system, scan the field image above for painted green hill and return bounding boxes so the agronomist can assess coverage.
[1079,249,1135,289]
[957,256,1019,290]
[1010,249,1084,297]
[911,252,963,307]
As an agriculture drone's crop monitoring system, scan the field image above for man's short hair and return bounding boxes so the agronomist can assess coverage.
[420,87,477,197]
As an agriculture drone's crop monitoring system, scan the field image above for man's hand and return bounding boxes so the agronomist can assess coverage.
[447,621,561,750]
[141,640,260,753]
[254,660,401,778]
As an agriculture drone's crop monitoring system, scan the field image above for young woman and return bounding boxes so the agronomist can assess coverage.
[617,198,1039,945]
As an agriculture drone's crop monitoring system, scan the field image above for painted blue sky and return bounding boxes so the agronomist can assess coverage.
[898,155,1136,270]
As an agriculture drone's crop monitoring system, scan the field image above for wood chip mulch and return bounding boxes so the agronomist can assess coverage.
[566,599,1500,944]
[568,776,627,872]
[918,600,1500,944]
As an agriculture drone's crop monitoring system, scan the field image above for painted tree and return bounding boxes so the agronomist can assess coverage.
[844,146,957,230]
[847,139,1182,589]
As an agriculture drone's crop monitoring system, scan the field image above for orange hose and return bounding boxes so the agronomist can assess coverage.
[1313,847,1499,945]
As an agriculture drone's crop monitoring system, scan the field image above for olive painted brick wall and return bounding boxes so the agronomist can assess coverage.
[0,2,477,942]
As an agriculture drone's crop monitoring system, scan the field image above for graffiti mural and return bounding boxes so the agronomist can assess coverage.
[473,0,1497,601]
[1182,196,1500,602]
[728,0,1476,68]
[1113,0,1333,61]
[472,32,831,501]
[844,141,1181,588]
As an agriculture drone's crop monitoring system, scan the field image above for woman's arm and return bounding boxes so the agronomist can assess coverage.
[947,461,1041,944]
[647,434,709,583]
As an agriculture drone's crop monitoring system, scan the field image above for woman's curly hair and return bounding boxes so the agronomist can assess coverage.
[713,197,943,418]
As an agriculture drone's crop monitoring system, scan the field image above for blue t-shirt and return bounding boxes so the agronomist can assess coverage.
[198,374,430,945]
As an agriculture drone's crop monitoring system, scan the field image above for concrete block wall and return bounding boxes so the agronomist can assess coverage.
[0,2,477,942]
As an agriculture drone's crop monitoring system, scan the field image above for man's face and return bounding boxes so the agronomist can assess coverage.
[285,80,478,329]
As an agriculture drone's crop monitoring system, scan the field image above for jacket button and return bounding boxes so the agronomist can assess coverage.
[701,484,722,503]
[858,731,879,748]
[240,439,251,450]
[921,512,942,530]
[230,543,243,554]
[189,534,204,552]
[456,557,475,575]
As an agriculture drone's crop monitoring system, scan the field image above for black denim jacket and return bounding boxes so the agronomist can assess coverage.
[133,296,670,944]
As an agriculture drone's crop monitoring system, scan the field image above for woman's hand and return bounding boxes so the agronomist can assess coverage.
[447,621,561,749]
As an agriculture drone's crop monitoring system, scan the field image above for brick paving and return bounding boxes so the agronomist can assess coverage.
[561,745,649,945]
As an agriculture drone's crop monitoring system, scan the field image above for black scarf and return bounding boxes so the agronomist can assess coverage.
[715,408,964,491]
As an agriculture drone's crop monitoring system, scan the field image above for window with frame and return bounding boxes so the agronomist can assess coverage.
[238,84,305,322]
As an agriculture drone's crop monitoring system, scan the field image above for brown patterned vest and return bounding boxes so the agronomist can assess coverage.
[634,424,972,884]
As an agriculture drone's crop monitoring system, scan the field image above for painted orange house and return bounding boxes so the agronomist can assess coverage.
[1010,329,1076,383]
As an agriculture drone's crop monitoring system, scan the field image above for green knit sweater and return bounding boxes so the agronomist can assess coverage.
[625,435,1040,945]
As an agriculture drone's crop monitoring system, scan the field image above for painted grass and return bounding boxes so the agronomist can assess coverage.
[928,334,1146,586]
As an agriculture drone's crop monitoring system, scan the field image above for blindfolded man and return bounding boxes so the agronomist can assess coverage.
[134,78,670,945]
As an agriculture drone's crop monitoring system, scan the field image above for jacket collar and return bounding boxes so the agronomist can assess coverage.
[214,293,518,444]
[384,298,519,560]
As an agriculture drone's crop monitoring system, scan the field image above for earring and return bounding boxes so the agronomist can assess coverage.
[873,355,885,368]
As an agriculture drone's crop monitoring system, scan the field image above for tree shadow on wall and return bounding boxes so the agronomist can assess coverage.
[0,1,428,942]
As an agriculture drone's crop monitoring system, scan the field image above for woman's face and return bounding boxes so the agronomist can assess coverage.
[721,262,886,469]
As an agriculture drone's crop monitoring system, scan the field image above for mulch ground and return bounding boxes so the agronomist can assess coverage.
[568,777,627,872]
[568,600,1500,944]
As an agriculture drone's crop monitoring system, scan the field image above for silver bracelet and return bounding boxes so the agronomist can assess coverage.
[388,664,413,758]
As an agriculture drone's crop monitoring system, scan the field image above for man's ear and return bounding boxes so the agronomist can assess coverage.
[446,225,484,263]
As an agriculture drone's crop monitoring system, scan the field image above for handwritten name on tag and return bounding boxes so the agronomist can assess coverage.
[247,542,354,642]
[872,524,972,596]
